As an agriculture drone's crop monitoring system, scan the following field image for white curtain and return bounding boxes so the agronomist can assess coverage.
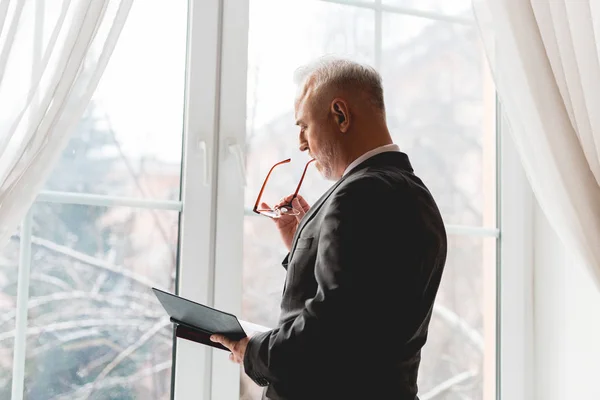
[0,0,133,246]
[473,0,600,287]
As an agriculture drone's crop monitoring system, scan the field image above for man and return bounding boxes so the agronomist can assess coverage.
[211,57,447,400]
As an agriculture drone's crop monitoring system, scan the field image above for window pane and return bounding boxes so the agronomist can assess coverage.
[240,1,496,399]
[0,235,20,399]
[23,203,178,399]
[242,0,374,397]
[244,0,376,326]
[44,0,187,201]
[419,235,496,400]
[382,14,496,226]
[383,0,473,18]
[245,0,375,206]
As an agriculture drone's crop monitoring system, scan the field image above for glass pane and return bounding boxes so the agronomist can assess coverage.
[383,0,474,18]
[0,233,20,399]
[44,0,187,201]
[242,0,375,398]
[382,13,496,226]
[419,235,496,400]
[245,0,375,208]
[245,0,375,205]
[23,203,178,399]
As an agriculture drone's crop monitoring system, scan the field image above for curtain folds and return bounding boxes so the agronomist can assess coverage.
[0,0,134,246]
[473,0,600,287]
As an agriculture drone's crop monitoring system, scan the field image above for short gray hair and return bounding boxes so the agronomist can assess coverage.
[293,57,385,113]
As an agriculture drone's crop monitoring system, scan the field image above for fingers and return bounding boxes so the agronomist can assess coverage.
[275,195,310,210]
[211,335,243,364]
[291,198,306,221]
[294,195,310,211]
[273,197,296,218]
[277,194,306,204]
[230,352,243,364]
[210,334,233,351]
[275,196,292,209]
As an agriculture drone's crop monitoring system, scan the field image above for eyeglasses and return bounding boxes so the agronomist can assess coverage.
[253,158,315,218]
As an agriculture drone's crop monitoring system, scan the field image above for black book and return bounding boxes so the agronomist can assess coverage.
[152,287,248,351]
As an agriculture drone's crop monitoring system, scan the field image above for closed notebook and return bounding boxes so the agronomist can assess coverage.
[152,287,247,351]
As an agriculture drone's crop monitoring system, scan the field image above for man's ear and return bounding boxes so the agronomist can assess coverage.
[331,99,350,133]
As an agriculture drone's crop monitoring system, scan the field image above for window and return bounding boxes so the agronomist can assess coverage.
[3,1,508,399]
[219,1,498,399]
[2,1,187,398]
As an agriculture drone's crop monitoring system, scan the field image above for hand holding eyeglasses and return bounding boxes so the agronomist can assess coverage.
[253,159,315,218]
[261,195,310,251]
[253,158,315,251]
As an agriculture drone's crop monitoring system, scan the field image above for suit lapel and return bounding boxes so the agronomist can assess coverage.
[287,151,413,260]
[288,177,346,260]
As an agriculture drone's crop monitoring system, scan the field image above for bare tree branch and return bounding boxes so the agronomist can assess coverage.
[0,291,156,326]
[27,234,160,288]
[1,272,73,293]
[26,328,172,361]
[77,348,124,378]
[0,318,152,343]
[89,317,170,393]
[421,370,478,400]
[31,272,74,291]
[51,360,172,400]
[91,271,108,294]
[26,329,101,358]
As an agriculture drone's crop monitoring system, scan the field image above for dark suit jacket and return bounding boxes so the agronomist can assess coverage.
[243,151,447,400]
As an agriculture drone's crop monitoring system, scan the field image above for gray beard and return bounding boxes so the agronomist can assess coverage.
[319,140,338,181]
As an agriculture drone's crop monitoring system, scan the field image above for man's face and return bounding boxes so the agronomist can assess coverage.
[295,88,339,181]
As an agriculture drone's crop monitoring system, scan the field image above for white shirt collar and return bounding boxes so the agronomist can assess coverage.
[342,143,401,176]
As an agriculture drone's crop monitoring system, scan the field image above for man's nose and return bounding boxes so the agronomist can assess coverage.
[299,142,308,152]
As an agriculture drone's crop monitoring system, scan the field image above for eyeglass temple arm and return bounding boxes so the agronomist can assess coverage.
[291,158,316,199]
[253,158,291,213]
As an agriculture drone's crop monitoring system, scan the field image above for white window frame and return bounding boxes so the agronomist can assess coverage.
[172,0,224,398]
[204,1,533,400]
[8,1,534,400]
[8,0,208,399]
[10,193,185,400]
[497,107,535,400]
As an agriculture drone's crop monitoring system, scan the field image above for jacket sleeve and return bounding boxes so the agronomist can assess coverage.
[243,176,417,386]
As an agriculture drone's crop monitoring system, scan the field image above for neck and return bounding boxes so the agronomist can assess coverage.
[335,125,394,178]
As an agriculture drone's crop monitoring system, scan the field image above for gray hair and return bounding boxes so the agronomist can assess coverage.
[293,57,385,113]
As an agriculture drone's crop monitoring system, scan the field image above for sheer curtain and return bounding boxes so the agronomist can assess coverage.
[473,0,600,287]
[0,0,133,246]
